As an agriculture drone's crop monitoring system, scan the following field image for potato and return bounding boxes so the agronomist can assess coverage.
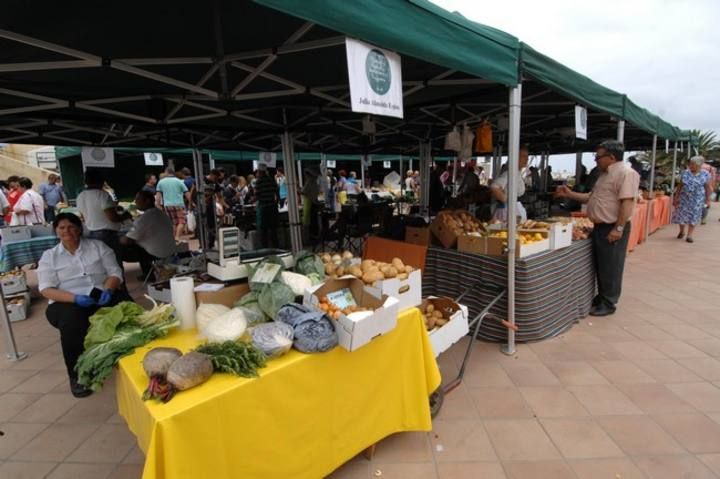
[404,265,414,274]
[325,263,336,275]
[380,265,392,276]
[391,258,405,271]
[426,304,435,314]
[335,266,345,277]
[321,253,332,264]
[435,318,448,327]
[166,352,213,391]
[385,267,398,278]
[362,272,375,284]
[371,271,385,283]
[349,266,363,278]
[397,273,408,280]
[432,310,444,319]
[342,251,354,260]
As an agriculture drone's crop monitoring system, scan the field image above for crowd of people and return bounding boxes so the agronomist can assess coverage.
[0,173,67,227]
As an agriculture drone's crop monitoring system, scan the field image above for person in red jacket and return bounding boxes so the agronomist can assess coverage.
[4,176,20,224]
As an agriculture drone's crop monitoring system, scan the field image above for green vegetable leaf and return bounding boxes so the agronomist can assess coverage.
[194,341,266,378]
[84,302,144,349]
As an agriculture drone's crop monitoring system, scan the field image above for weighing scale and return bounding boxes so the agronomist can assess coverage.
[206,227,294,281]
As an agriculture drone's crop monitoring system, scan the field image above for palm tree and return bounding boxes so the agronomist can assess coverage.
[642,129,719,187]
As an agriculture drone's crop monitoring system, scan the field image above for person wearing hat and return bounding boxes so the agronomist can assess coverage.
[255,163,279,248]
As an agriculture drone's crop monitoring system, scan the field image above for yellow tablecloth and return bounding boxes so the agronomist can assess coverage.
[116,308,440,479]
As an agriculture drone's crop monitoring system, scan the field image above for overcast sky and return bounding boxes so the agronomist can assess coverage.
[431,0,719,171]
[432,0,719,136]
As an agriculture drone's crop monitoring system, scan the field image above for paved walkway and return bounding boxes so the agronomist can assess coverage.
[2,211,720,479]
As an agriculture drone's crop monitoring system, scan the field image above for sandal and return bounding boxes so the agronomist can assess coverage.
[677,232,685,239]
[686,237,694,243]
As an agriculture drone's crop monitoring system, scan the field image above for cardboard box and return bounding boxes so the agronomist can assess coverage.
[405,226,431,246]
[5,291,30,322]
[195,282,251,308]
[0,271,27,296]
[485,230,550,258]
[0,226,31,243]
[304,277,399,352]
[422,297,469,357]
[148,279,251,308]
[366,269,422,312]
[457,234,487,255]
[547,222,572,250]
[430,215,459,249]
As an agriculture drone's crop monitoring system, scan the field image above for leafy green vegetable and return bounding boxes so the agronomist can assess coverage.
[294,251,325,280]
[258,282,296,320]
[76,304,178,392]
[234,292,268,324]
[248,255,284,292]
[84,302,144,349]
[194,341,266,378]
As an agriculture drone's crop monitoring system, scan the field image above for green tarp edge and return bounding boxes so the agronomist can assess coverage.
[253,0,520,86]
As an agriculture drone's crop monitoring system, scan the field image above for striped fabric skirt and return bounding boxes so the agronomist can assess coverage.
[422,240,595,342]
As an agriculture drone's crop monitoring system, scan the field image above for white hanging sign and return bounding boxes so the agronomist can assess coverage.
[326,159,336,168]
[575,105,588,140]
[144,152,163,166]
[258,152,277,168]
[345,38,404,119]
[383,161,392,169]
[362,155,373,167]
[81,147,115,169]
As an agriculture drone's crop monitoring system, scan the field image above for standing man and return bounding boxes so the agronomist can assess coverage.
[4,176,20,224]
[156,167,190,241]
[141,174,157,194]
[254,163,279,248]
[555,140,639,317]
[39,173,66,223]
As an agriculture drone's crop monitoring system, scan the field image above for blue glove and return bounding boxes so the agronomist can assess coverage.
[74,295,96,308]
[98,289,113,306]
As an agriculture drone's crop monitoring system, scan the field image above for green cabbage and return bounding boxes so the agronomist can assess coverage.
[294,251,325,280]
[258,282,296,320]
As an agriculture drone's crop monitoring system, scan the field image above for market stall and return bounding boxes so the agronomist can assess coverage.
[422,240,594,342]
[0,235,58,272]
[116,305,438,479]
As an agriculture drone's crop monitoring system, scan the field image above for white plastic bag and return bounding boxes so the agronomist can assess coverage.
[186,211,197,232]
[444,127,461,151]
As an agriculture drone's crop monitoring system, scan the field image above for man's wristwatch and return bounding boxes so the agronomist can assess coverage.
[614,225,625,233]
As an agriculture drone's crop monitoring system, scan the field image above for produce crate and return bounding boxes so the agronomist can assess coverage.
[0,270,27,296]
[548,222,572,250]
[29,224,54,238]
[5,291,30,322]
[457,234,487,255]
[405,226,431,246]
[429,216,459,249]
[485,230,550,258]
[422,296,469,357]
[304,277,399,352]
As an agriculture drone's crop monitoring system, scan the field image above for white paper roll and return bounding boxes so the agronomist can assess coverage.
[170,277,196,331]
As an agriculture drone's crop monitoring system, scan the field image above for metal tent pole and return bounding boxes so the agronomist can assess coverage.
[281,132,303,253]
[617,120,625,142]
[1,292,27,361]
[645,134,658,242]
[451,156,458,197]
[502,83,522,356]
[419,142,431,217]
[191,147,208,252]
[669,141,679,213]
[361,155,366,190]
[575,151,583,188]
[399,155,404,192]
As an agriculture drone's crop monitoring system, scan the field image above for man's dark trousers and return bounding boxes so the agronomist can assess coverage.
[591,222,631,310]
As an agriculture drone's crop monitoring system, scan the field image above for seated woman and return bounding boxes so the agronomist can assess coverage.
[120,190,177,281]
[37,213,128,398]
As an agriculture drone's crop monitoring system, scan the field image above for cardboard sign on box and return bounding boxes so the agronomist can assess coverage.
[365,269,422,312]
[422,296,469,357]
[304,277,399,352]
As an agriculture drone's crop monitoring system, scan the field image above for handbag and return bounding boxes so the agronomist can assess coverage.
[186,211,196,232]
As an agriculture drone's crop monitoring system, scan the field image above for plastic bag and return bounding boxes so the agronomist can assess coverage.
[277,303,338,353]
[250,322,294,358]
[258,282,296,320]
[294,251,325,280]
[186,211,197,232]
[234,306,266,327]
[444,126,461,151]
[234,292,268,324]
[248,255,284,292]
